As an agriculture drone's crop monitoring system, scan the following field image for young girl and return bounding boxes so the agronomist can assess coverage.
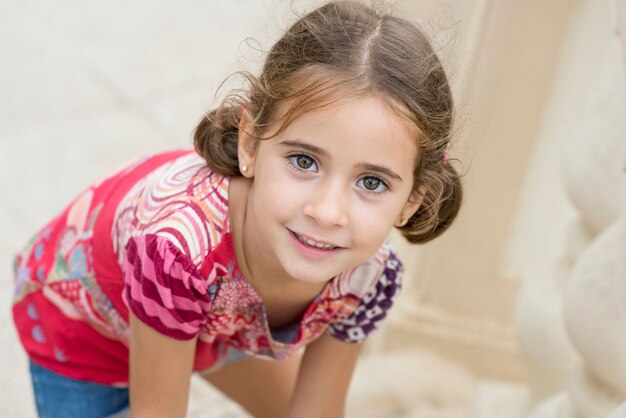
[12,1,462,417]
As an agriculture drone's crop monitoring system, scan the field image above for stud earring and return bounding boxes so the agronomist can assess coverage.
[241,164,248,173]
[400,217,408,226]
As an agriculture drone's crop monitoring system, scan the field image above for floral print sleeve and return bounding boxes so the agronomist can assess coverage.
[326,249,403,344]
[122,234,213,340]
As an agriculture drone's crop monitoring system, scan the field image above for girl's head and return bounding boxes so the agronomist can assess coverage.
[194,0,462,247]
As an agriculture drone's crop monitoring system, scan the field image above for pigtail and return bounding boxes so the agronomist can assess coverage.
[193,104,242,176]
[400,160,463,244]
[435,163,463,237]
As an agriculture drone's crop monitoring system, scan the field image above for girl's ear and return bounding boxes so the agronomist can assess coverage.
[395,186,426,227]
[237,108,259,178]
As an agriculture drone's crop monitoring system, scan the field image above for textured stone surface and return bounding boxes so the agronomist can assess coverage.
[515,270,579,402]
[561,61,626,235]
[564,217,626,395]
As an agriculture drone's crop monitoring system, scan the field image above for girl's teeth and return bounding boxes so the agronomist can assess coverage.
[298,234,335,250]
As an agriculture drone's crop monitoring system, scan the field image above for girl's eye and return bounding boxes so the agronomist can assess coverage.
[289,154,317,171]
[357,176,388,193]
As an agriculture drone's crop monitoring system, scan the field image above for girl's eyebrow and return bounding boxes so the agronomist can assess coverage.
[357,163,403,182]
[280,139,404,182]
[279,139,328,157]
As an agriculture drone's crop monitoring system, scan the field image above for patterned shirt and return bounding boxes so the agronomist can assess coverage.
[12,150,403,385]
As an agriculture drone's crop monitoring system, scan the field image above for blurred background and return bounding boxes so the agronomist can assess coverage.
[1,0,625,417]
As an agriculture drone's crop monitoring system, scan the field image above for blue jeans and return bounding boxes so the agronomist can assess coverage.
[28,347,250,417]
[29,361,130,418]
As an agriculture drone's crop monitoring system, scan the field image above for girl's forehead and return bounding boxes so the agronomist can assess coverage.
[266,96,420,168]
[285,96,417,141]
[272,94,420,142]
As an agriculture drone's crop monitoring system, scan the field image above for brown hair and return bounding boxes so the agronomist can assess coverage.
[194,0,462,244]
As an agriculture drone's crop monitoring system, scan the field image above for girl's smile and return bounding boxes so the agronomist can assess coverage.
[235,94,424,292]
[288,228,346,259]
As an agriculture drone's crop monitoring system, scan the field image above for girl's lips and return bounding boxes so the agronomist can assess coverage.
[291,230,341,249]
[287,229,344,259]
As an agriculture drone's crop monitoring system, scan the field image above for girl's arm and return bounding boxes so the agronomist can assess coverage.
[127,312,197,418]
[286,333,363,418]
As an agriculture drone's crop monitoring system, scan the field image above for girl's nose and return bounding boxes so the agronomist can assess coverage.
[303,180,348,228]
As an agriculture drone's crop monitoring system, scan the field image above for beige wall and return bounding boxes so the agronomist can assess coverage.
[386,0,577,380]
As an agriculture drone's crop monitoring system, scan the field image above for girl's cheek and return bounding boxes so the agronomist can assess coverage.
[273,176,306,200]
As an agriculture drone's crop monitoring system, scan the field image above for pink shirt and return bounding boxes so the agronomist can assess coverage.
[12,150,403,385]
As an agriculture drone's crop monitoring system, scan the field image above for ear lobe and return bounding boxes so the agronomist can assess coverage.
[396,186,426,227]
[238,110,258,177]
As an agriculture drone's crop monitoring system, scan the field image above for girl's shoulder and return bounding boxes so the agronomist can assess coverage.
[111,151,232,267]
[322,242,403,343]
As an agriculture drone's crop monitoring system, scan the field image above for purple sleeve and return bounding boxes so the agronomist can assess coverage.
[326,250,403,343]
[122,234,212,340]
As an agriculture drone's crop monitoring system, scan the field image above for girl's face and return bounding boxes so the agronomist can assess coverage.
[238,95,423,285]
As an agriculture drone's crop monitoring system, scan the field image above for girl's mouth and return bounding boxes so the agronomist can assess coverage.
[288,229,342,252]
